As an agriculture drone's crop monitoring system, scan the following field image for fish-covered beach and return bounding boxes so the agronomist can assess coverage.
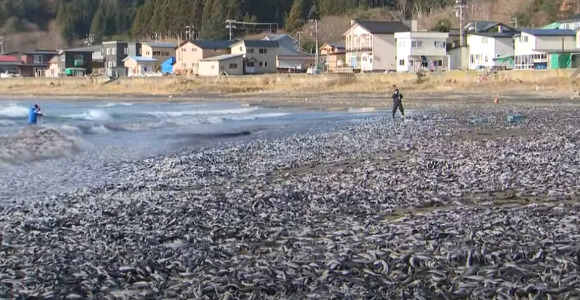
[2,95,580,299]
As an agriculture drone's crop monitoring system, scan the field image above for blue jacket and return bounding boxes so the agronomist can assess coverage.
[28,107,40,124]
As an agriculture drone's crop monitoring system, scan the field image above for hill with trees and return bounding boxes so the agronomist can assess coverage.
[1,0,580,51]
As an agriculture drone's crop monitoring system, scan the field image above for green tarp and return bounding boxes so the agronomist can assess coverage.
[542,22,561,29]
[550,53,571,69]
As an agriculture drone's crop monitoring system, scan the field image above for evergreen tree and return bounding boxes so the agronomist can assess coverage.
[285,0,304,33]
[200,0,215,39]
[89,7,105,41]
[308,3,319,20]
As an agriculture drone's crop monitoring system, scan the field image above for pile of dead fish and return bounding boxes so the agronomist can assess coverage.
[2,105,580,299]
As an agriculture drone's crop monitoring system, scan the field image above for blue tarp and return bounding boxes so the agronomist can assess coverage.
[161,57,175,74]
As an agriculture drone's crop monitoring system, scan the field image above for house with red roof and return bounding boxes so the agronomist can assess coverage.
[0,53,21,76]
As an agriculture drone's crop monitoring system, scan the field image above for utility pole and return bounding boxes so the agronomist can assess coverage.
[309,20,319,67]
[511,17,519,28]
[185,25,194,40]
[297,31,303,51]
[225,20,235,41]
[454,0,467,47]
[0,37,4,54]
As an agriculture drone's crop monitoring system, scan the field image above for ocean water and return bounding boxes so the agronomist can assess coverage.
[0,99,392,202]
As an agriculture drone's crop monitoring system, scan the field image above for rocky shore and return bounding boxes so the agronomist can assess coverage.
[2,103,580,299]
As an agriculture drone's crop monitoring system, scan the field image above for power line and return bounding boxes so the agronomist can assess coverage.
[224,20,279,40]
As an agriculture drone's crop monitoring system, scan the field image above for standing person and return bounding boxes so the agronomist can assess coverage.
[28,104,43,125]
[392,88,405,119]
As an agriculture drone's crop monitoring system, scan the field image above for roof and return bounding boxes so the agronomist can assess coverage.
[22,50,58,55]
[179,40,235,50]
[143,42,176,48]
[277,46,313,57]
[200,53,243,61]
[468,32,518,38]
[520,29,575,36]
[64,45,102,53]
[263,34,293,41]
[561,13,580,22]
[233,40,279,48]
[329,41,345,49]
[122,56,157,62]
[543,22,561,29]
[351,21,410,34]
[0,55,20,63]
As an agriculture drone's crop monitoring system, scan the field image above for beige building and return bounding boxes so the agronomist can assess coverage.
[320,42,346,72]
[122,56,157,76]
[230,40,278,74]
[174,40,234,75]
[142,42,176,70]
[198,54,244,76]
[344,20,416,72]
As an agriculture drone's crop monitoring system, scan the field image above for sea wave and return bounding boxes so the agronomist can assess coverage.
[143,107,260,118]
[60,109,113,121]
[0,104,29,118]
[0,126,83,167]
[97,102,134,108]
[0,120,16,127]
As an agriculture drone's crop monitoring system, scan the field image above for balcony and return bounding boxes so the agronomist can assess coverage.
[346,46,373,52]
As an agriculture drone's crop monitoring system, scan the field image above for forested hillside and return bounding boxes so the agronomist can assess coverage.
[1,0,580,51]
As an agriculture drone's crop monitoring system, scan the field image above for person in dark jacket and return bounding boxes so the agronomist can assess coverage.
[391,88,404,119]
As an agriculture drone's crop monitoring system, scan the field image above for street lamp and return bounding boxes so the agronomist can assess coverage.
[309,19,319,67]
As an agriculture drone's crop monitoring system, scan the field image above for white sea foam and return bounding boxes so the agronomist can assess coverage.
[144,107,259,118]
[63,109,113,121]
[0,104,28,118]
[98,102,134,108]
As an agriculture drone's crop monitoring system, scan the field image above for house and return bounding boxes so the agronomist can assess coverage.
[320,42,346,72]
[230,40,278,74]
[20,50,58,77]
[262,34,314,72]
[198,53,244,76]
[53,48,94,77]
[161,57,175,74]
[344,20,414,72]
[559,14,580,30]
[394,32,449,72]
[123,56,157,77]
[467,31,518,70]
[174,40,234,75]
[45,56,59,78]
[514,29,577,69]
[0,54,21,75]
[102,41,142,77]
[142,42,176,71]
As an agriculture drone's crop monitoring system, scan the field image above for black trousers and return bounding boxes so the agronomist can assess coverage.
[392,100,404,118]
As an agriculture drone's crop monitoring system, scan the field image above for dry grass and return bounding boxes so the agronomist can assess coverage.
[0,70,577,98]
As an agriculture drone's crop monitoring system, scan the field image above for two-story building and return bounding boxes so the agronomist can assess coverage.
[559,14,580,30]
[102,41,142,77]
[320,42,346,72]
[394,32,449,72]
[514,29,577,69]
[141,42,176,71]
[174,40,234,75]
[52,48,94,77]
[344,20,414,72]
[467,32,518,70]
[230,40,278,74]
[262,34,313,72]
[0,53,21,75]
[19,50,58,77]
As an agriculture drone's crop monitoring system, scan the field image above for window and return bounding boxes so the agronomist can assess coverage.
[113,61,117,68]
[265,61,268,67]
[182,63,186,68]
[247,61,255,67]
[248,48,255,53]
[239,46,243,51]
[124,48,128,55]
[399,41,405,47]
[259,48,267,54]
[211,65,215,69]
[482,37,488,44]
[153,51,161,56]
[106,48,111,55]
[112,48,116,55]
[434,41,446,48]
[470,55,474,64]
[399,59,405,66]
[229,63,238,69]
[485,56,488,62]
[411,41,423,48]
[192,63,198,68]
[259,61,263,67]
[520,36,528,43]
[437,60,443,66]
[34,55,43,64]
[182,48,186,52]
[192,48,197,52]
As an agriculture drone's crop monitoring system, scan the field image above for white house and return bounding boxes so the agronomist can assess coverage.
[394,31,449,72]
[559,14,580,30]
[344,20,415,72]
[467,32,516,70]
[514,29,576,69]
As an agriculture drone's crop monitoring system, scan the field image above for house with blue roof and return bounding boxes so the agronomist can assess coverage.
[122,56,157,77]
[514,29,578,69]
[466,28,520,70]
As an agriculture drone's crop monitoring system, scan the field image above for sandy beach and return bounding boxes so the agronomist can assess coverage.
[2,74,580,298]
